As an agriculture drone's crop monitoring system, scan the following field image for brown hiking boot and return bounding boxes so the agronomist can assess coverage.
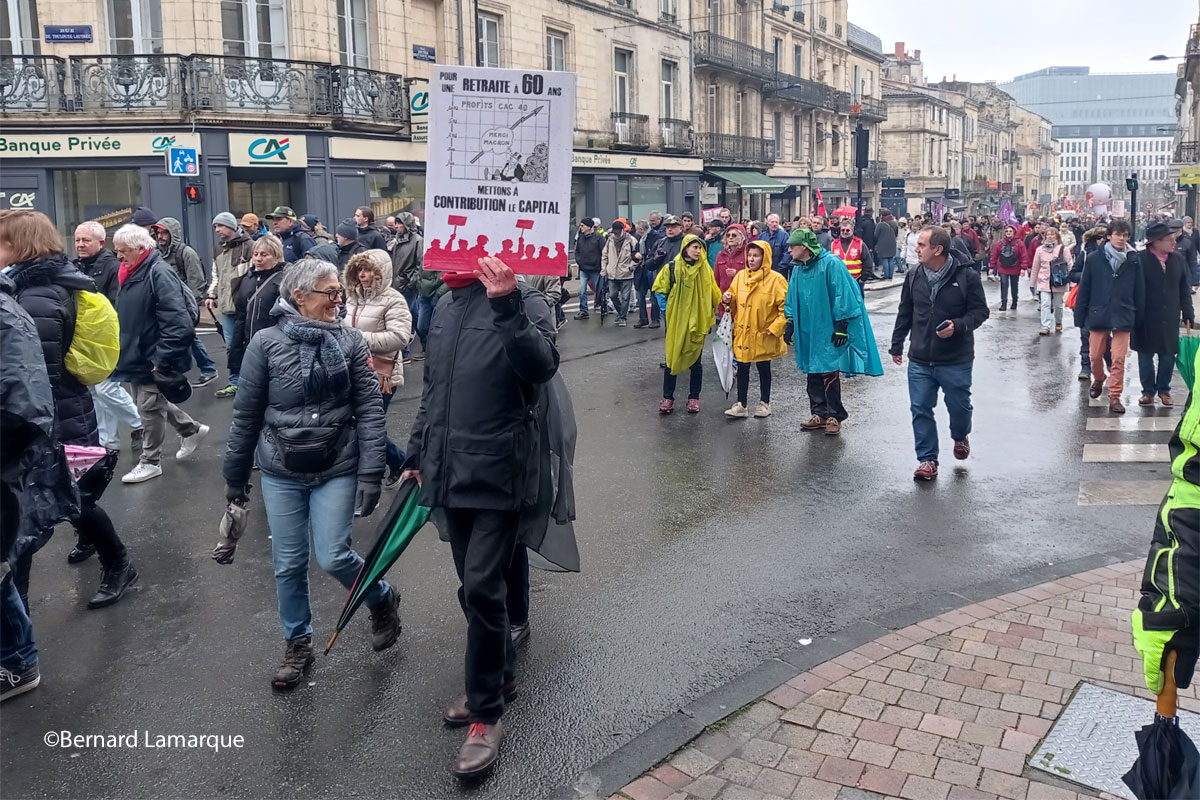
[453,722,504,780]
[272,636,314,691]
[368,588,401,652]
[824,418,841,435]
[1109,397,1126,414]
[801,414,826,431]
[443,680,519,727]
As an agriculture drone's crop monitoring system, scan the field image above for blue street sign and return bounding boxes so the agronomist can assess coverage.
[44,25,93,42]
[166,146,199,177]
[413,45,436,62]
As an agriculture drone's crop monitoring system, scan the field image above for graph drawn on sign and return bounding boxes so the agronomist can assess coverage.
[447,95,552,183]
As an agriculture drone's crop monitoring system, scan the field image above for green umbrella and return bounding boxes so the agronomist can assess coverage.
[1176,326,1200,391]
[324,479,430,654]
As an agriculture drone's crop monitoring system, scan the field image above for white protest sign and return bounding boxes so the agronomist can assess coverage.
[424,66,576,276]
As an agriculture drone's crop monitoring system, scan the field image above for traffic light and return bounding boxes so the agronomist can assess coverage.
[1125,176,1139,192]
[185,183,204,204]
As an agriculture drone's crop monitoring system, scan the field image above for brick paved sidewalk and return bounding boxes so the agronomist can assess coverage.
[612,560,1200,800]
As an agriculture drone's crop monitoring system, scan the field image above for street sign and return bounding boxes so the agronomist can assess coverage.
[44,25,92,42]
[882,178,906,189]
[165,146,198,176]
[413,45,436,62]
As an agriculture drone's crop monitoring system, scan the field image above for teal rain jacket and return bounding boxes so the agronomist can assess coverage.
[784,247,884,376]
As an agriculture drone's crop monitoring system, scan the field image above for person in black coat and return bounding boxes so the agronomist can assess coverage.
[1133,222,1195,406]
[353,206,388,251]
[73,221,120,303]
[1069,226,1109,380]
[1075,219,1144,413]
[228,235,289,380]
[334,219,368,270]
[401,258,558,780]
[0,211,137,609]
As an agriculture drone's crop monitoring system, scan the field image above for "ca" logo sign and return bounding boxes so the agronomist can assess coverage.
[248,137,290,162]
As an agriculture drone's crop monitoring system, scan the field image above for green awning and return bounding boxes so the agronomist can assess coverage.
[705,169,788,194]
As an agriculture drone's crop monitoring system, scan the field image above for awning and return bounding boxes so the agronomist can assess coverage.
[705,169,788,194]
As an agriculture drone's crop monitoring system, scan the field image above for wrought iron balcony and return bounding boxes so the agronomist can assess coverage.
[694,132,775,165]
[766,73,847,113]
[0,55,67,112]
[74,54,186,112]
[693,32,775,80]
[660,117,693,152]
[187,54,332,116]
[855,96,887,121]
[333,65,407,124]
[611,112,650,150]
[964,178,989,193]
[1175,140,1199,164]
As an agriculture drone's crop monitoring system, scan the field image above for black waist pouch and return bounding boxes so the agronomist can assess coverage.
[269,425,349,473]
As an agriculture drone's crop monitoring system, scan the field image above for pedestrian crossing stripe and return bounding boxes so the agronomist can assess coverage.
[1086,417,1180,432]
[1078,480,1172,506]
[1081,443,1169,463]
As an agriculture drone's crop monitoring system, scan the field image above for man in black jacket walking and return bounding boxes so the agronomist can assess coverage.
[1133,222,1194,406]
[573,219,604,319]
[401,257,558,781]
[890,226,990,481]
[1077,220,1143,414]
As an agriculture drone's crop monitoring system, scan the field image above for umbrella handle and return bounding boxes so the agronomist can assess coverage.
[1157,650,1178,718]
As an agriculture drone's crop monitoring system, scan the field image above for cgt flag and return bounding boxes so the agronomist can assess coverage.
[814,186,827,217]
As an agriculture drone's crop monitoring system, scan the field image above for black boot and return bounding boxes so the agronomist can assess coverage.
[369,588,401,651]
[272,636,314,691]
[87,561,138,609]
[68,542,97,564]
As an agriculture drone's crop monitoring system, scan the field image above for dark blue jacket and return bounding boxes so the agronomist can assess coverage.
[279,224,317,263]
[111,249,195,384]
[758,227,790,267]
[1076,245,1145,332]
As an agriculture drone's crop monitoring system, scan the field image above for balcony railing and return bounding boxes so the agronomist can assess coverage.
[766,73,847,113]
[1188,24,1199,58]
[964,179,989,193]
[0,53,409,129]
[771,2,787,13]
[660,117,692,152]
[855,96,887,121]
[0,55,67,112]
[693,32,775,79]
[792,9,804,22]
[611,112,650,150]
[1175,140,1199,164]
[694,132,775,165]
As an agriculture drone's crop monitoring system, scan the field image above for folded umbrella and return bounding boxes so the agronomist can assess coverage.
[1123,652,1200,799]
[1176,324,1199,392]
[711,309,734,395]
[325,479,430,654]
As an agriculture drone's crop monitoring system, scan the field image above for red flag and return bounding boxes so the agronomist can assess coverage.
[814,186,827,217]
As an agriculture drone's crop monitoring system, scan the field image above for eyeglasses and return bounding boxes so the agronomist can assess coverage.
[311,287,346,302]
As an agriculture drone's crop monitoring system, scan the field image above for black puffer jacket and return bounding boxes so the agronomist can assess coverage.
[224,299,386,488]
[75,248,121,303]
[404,282,558,511]
[8,254,100,446]
[228,262,287,375]
[336,240,368,270]
[889,250,990,366]
[110,249,195,384]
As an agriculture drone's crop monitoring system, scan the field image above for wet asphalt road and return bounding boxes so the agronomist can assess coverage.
[1,280,1170,800]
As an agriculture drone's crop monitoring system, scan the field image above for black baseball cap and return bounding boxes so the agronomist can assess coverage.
[265,206,298,220]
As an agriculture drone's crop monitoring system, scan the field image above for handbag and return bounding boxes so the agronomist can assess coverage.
[1049,246,1071,288]
[268,425,348,473]
[1064,282,1079,309]
[370,355,397,395]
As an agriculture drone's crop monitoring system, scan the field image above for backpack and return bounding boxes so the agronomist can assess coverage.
[998,241,1018,268]
[1049,246,1070,288]
[65,290,120,385]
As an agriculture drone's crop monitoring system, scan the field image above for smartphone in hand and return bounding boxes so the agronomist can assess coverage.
[935,320,951,332]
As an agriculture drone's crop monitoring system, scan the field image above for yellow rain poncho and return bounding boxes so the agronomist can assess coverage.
[652,234,722,375]
[727,241,788,363]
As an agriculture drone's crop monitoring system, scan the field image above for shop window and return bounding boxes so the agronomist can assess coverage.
[569,175,587,250]
[1,0,40,55]
[229,180,291,222]
[337,0,370,68]
[108,0,163,54]
[52,169,142,245]
[615,176,667,223]
[545,30,566,72]
[368,171,426,226]
[222,0,286,58]
[477,13,501,68]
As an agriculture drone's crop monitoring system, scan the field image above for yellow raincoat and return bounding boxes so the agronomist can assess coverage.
[652,234,722,375]
[726,241,788,363]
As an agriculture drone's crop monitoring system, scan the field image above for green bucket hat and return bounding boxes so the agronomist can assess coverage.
[787,226,820,254]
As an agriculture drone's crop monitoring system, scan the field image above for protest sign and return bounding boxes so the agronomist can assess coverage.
[424,66,576,276]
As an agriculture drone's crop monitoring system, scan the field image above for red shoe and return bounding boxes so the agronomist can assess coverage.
[913,461,938,481]
[687,399,700,414]
[658,398,674,414]
[953,437,970,460]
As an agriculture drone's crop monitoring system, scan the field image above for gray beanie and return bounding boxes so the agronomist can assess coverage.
[212,212,238,230]
[336,219,359,240]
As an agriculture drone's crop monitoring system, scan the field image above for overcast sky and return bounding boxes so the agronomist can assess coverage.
[850,0,1193,84]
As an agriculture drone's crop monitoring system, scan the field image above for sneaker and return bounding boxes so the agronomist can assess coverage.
[753,401,772,418]
[1055,324,1063,333]
[384,468,402,488]
[658,398,674,414]
[1110,398,1126,414]
[574,312,589,320]
[87,561,138,609]
[824,417,841,435]
[68,542,97,564]
[686,399,700,414]
[633,321,649,329]
[1078,370,1091,381]
[1089,378,1105,399]
[214,384,238,398]
[272,636,315,691]
[1038,328,1050,336]
[724,402,749,418]
[615,319,627,327]
[800,414,826,431]
[131,428,144,452]
[369,588,402,652]
[175,424,210,460]
[0,664,40,703]
[913,461,939,481]
[510,622,530,648]
[953,437,970,460]
[121,462,162,484]
[1139,394,1155,406]
[648,322,661,329]
[189,372,218,388]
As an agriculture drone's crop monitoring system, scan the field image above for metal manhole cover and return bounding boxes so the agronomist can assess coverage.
[1029,682,1200,799]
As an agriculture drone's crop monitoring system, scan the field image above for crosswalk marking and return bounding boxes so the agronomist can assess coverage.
[1081,443,1170,463]
[1087,396,1183,411]
[1078,480,1172,506]
[1086,417,1180,432]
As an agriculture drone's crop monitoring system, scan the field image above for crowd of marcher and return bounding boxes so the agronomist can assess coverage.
[1,196,1198,783]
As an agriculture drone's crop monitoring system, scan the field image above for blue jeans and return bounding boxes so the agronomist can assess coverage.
[415,294,440,349]
[380,392,405,475]
[0,573,36,671]
[191,334,217,376]
[578,270,601,314]
[260,473,391,641]
[878,255,896,280]
[636,267,661,325]
[1138,351,1175,395]
[220,311,239,385]
[400,290,417,357]
[908,361,973,464]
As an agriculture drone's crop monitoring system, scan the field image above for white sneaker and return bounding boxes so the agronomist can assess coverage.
[121,462,162,484]
[724,402,749,418]
[753,401,772,418]
[176,424,210,460]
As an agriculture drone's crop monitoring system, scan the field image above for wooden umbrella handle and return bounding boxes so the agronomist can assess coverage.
[1157,650,1178,718]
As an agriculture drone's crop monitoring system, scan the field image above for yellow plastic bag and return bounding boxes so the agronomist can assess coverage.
[64,290,120,385]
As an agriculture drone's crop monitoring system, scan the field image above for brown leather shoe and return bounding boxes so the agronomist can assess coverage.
[824,418,841,435]
[1139,394,1155,406]
[800,414,826,431]
[1109,398,1126,414]
[1089,378,1105,399]
[443,680,518,727]
[452,722,503,780]
[1160,393,1173,406]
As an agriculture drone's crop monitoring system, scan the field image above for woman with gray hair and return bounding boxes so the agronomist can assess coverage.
[223,257,399,691]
